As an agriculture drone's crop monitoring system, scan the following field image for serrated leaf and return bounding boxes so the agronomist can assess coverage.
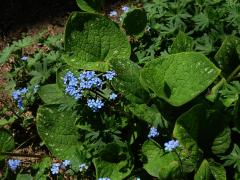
[126,103,169,128]
[141,52,221,106]
[36,105,83,170]
[171,31,194,53]
[122,9,147,36]
[110,58,148,103]
[214,35,240,76]
[194,159,226,180]
[76,0,104,13]
[0,128,15,160]
[64,12,130,69]
[142,140,180,179]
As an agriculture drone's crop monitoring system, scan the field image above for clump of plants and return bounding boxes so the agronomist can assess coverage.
[0,0,240,179]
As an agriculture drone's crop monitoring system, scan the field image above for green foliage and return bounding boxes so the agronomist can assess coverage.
[36,105,83,171]
[142,140,181,179]
[0,129,15,160]
[122,9,147,36]
[76,0,104,13]
[171,31,194,53]
[141,52,220,106]
[64,12,130,69]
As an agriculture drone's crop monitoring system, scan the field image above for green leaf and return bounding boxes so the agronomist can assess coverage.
[76,0,104,13]
[0,128,15,160]
[142,140,180,179]
[36,105,83,170]
[141,52,221,106]
[214,35,240,76]
[94,142,133,180]
[171,31,194,54]
[194,159,226,180]
[205,78,226,102]
[126,104,169,128]
[64,12,130,69]
[110,58,148,103]
[122,9,147,36]
[38,84,65,104]
[16,174,33,180]
[32,157,51,180]
[211,127,231,155]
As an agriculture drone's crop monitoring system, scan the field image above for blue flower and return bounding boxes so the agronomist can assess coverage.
[122,6,129,12]
[164,139,179,152]
[103,70,116,81]
[51,163,61,174]
[62,160,71,167]
[20,56,28,61]
[148,127,159,138]
[64,71,82,100]
[98,178,110,180]
[8,159,21,171]
[79,163,88,172]
[109,11,117,17]
[79,71,103,89]
[87,98,104,112]
[12,87,28,110]
[109,93,117,100]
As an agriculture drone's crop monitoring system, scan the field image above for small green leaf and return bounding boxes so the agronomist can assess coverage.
[16,174,33,180]
[142,140,180,179]
[141,52,221,106]
[32,157,51,180]
[211,127,231,155]
[194,159,226,180]
[171,31,194,54]
[126,104,169,128]
[38,84,65,104]
[205,78,226,102]
[214,35,240,76]
[64,12,130,69]
[110,58,148,103]
[36,105,83,170]
[0,128,15,160]
[122,9,147,36]
[76,0,104,13]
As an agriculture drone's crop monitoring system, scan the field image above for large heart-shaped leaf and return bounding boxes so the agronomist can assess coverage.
[64,12,131,69]
[36,105,83,170]
[76,0,104,13]
[194,159,226,180]
[141,52,221,106]
[0,128,15,160]
[142,140,180,179]
[110,58,148,103]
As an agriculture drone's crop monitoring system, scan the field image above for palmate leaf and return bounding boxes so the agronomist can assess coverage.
[171,31,194,54]
[221,144,240,172]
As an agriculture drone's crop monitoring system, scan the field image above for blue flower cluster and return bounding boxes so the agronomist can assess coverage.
[122,6,129,12]
[12,87,28,109]
[20,56,28,61]
[98,178,110,180]
[50,160,71,175]
[8,159,21,171]
[148,127,159,138]
[87,99,104,112]
[64,70,117,112]
[164,140,179,152]
[79,163,88,172]
[109,10,117,17]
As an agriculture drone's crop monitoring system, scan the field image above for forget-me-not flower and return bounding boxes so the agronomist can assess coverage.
[51,163,61,174]
[79,163,88,172]
[21,56,28,61]
[148,127,159,138]
[164,139,179,152]
[98,178,111,180]
[109,10,118,17]
[87,98,104,112]
[109,93,117,100]
[12,87,28,110]
[8,159,21,171]
[122,6,129,12]
[103,70,116,81]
